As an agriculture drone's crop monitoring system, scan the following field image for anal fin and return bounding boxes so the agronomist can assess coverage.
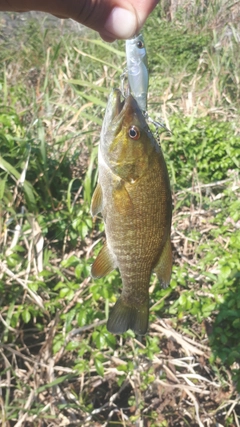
[154,235,172,288]
[91,242,116,279]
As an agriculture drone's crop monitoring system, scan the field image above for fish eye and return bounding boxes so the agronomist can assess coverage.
[136,40,144,49]
[128,126,140,140]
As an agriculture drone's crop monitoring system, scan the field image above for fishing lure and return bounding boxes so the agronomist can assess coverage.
[125,34,170,133]
[125,33,149,113]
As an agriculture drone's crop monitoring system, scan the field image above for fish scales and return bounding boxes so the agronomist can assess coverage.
[101,159,170,267]
[91,89,172,335]
[105,170,168,259]
[105,169,169,294]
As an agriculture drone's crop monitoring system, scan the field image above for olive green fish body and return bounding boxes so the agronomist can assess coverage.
[91,89,172,335]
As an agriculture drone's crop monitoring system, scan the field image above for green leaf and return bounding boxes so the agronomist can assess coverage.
[94,357,104,377]
[61,255,80,269]
[68,79,110,93]
[75,91,106,108]
[22,309,31,323]
[37,375,71,393]
[0,175,7,199]
[23,181,37,211]
[0,156,19,180]
[233,318,240,329]
[79,38,125,56]
[220,265,232,279]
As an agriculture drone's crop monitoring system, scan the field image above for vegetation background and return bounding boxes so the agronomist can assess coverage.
[0,0,240,425]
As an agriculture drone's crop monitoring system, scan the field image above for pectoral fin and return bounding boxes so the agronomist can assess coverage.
[90,183,102,217]
[154,235,172,288]
[91,242,116,279]
[113,181,133,215]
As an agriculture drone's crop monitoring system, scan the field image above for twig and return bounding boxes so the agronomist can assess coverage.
[0,261,46,311]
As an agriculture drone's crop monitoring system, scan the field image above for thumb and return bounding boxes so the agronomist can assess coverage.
[67,0,159,41]
[0,0,159,41]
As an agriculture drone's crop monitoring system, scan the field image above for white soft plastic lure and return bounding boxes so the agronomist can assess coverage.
[125,33,149,113]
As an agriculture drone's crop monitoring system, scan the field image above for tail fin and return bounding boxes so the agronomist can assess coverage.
[107,296,149,335]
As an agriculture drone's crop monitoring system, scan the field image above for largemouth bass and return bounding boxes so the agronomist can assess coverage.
[91,89,172,335]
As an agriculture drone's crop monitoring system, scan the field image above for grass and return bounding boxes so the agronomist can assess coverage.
[0,2,240,426]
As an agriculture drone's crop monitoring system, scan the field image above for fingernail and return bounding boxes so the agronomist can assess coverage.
[104,7,137,39]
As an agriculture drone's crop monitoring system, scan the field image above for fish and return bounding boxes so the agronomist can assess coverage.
[90,89,172,335]
[125,33,149,113]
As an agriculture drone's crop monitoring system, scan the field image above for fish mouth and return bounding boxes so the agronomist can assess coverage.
[101,88,142,140]
[112,88,140,120]
[105,89,139,124]
[111,89,125,119]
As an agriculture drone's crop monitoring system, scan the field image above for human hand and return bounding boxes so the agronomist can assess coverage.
[0,0,159,42]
